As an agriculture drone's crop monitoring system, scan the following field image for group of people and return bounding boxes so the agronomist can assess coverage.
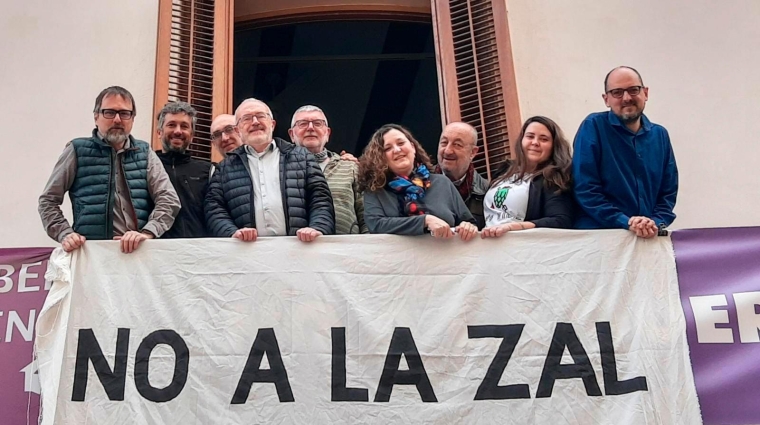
[38,65,678,253]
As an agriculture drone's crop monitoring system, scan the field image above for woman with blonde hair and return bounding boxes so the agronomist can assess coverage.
[359,124,477,240]
[481,116,574,238]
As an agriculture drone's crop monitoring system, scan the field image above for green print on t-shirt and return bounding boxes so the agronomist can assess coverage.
[493,187,509,209]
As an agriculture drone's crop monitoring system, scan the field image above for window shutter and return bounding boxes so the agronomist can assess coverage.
[153,0,233,162]
[431,0,521,179]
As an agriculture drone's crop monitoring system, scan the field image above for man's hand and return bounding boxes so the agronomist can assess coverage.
[61,232,86,252]
[297,227,323,242]
[113,231,154,253]
[339,151,359,163]
[628,216,657,239]
[425,215,454,239]
[233,228,258,242]
[455,221,478,242]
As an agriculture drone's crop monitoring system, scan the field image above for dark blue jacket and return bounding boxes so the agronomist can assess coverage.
[572,112,678,229]
[204,138,335,237]
[69,132,153,239]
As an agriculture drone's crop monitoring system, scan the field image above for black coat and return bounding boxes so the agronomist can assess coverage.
[204,138,335,237]
[157,151,212,238]
[523,174,575,228]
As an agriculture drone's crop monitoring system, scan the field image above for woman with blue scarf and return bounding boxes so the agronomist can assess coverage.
[359,124,477,240]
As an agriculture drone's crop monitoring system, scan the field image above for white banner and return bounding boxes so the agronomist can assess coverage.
[36,230,701,424]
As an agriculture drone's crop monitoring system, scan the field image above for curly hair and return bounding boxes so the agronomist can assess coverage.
[489,116,573,192]
[358,124,433,192]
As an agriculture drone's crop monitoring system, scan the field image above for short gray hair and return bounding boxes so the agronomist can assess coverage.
[235,98,273,120]
[157,101,197,133]
[290,105,329,128]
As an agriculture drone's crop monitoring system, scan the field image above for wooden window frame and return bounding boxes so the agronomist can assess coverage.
[432,0,521,179]
[152,0,234,163]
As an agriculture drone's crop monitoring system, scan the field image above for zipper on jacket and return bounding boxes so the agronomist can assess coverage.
[106,149,115,239]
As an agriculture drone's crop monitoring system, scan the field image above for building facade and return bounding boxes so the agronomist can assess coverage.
[2,0,759,247]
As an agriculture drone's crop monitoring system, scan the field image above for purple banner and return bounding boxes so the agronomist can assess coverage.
[0,248,53,425]
[672,227,760,425]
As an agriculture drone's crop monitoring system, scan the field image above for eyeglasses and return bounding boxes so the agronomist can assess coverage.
[211,125,237,141]
[100,109,134,120]
[606,86,643,99]
[293,119,327,129]
[238,113,271,125]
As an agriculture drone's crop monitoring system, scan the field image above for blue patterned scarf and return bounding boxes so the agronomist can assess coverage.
[386,164,432,216]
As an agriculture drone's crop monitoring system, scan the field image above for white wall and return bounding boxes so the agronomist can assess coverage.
[0,0,159,247]
[507,0,760,229]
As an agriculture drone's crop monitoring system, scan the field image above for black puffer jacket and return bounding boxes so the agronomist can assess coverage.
[204,138,335,237]
[157,150,212,238]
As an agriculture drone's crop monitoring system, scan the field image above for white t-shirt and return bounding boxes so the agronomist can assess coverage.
[483,175,532,227]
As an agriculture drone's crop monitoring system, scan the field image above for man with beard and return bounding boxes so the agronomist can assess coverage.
[205,98,335,242]
[436,122,489,229]
[156,101,212,238]
[38,86,180,253]
[573,66,678,237]
[288,105,367,234]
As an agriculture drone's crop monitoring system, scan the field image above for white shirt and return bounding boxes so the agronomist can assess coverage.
[483,175,532,227]
[245,143,287,236]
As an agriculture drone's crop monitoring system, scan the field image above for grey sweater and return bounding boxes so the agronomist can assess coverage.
[364,173,476,235]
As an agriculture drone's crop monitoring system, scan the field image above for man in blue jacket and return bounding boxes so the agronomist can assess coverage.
[573,66,678,238]
[204,98,335,242]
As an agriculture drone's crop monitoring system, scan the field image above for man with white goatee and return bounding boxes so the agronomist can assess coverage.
[204,98,335,242]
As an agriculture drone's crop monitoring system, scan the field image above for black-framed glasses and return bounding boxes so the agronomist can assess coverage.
[211,125,237,141]
[238,113,271,125]
[100,109,134,120]
[606,86,643,99]
[293,119,326,129]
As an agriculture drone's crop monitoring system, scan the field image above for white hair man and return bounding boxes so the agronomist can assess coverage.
[204,98,335,242]
[288,105,367,234]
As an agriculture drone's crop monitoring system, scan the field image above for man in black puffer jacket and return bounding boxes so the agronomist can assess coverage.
[205,98,335,242]
[156,101,212,238]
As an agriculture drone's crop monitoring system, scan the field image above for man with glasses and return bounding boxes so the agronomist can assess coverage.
[38,86,180,253]
[205,98,335,242]
[573,66,678,237]
[288,105,367,234]
[210,114,243,156]
[155,101,212,238]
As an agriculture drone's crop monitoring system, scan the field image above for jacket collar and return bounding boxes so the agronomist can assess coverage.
[156,149,192,164]
[607,111,652,134]
[233,137,296,160]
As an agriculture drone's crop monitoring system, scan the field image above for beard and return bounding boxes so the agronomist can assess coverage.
[617,103,644,124]
[162,134,188,154]
[243,129,273,147]
[619,110,643,123]
[104,128,128,147]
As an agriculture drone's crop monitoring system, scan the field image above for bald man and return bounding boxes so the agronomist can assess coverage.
[436,122,489,229]
[573,66,678,238]
[210,114,243,156]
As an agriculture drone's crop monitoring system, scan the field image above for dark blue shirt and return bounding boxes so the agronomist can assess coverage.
[572,111,678,229]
